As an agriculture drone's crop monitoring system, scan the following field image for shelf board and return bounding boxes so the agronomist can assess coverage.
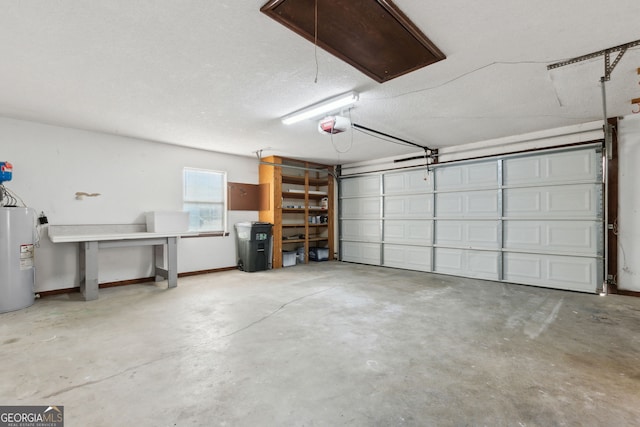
[282,174,329,186]
[282,191,328,201]
[282,191,306,199]
[308,193,328,200]
[286,189,328,195]
[281,175,305,185]
[282,237,328,243]
[281,208,329,212]
[282,224,327,228]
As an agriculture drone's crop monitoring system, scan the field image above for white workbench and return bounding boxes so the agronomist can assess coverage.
[49,225,196,301]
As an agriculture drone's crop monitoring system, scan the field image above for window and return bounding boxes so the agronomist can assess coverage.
[183,168,226,232]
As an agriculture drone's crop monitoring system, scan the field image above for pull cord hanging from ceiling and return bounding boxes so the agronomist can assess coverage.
[313,0,319,83]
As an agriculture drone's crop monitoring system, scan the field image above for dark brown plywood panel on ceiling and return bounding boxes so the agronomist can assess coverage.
[261,0,445,83]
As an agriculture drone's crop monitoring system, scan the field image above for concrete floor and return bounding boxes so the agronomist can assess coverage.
[1,261,639,426]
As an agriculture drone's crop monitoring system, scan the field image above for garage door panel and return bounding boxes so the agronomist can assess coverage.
[547,150,597,181]
[436,161,497,190]
[435,248,499,280]
[384,169,432,194]
[503,253,598,292]
[504,220,598,255]
[437,222,463,242]
[548,224,595,252]
[341,219,381,241]
[383,245,431,271]
[341,197,380,218]
[436,193,463,215]
[503,255,542,279]
[436,220,499,249]
[504,149,599,185]
[436,167,463,189]
[468,191,499,214]
[468,163,498,186]
[342,242,381,264]
[385,194,433,217]
[504,184,599,218]
[468,222,500,247]
[548,258,594,285]
[436,191,498,218]
[505,191,541,213]
[468,251,500,276]
[504,157,542,185]
[504,222,542,246]
[384,220,432,243]
[342,176,380,197]
[435,248,463,270]
[547,186,593,214]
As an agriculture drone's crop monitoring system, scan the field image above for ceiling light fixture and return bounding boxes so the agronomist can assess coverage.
[281,91,359,125]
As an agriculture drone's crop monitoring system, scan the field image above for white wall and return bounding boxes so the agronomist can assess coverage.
[1,117,258,292]
[618,114,640,292]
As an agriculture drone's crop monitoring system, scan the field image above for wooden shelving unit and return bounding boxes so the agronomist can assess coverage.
[259,156,334,268]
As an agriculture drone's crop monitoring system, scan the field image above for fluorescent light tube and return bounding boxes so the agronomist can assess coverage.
[282,91,359,125]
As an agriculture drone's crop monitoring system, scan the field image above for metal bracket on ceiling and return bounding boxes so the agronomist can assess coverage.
[603,48,627,81]
[547,39,640,81]
[547,40,640,161]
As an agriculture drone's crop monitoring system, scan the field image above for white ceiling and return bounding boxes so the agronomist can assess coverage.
[1,1,639,165]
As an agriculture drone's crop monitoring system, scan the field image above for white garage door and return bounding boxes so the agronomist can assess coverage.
[339,145,604,293]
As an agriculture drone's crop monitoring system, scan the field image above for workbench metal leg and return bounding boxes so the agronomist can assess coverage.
[153,238,178,288]
[154,245,165,282]
[80,241,99,301]
[167,237,178,288]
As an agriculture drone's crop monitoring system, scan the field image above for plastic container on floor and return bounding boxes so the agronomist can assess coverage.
[309,247,329,261]
[283,251,297,267]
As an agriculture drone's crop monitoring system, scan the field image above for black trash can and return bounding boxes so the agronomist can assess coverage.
[234,222,273,272]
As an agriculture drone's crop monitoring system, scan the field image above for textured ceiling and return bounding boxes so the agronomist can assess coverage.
[1,1,639,165]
